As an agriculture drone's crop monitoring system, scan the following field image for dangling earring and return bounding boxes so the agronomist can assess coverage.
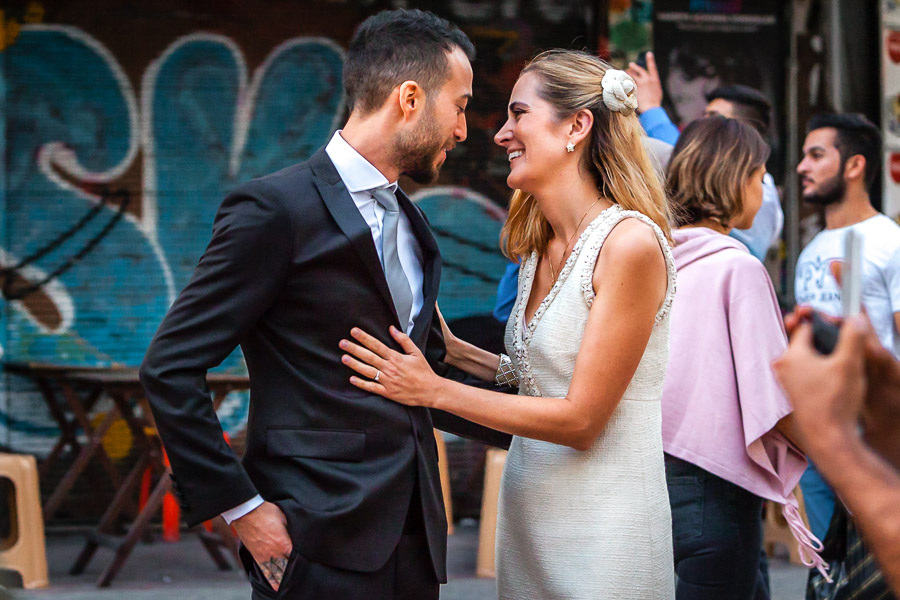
[566,141,575,153]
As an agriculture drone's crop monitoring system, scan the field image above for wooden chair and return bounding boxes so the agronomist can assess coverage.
[0,453,49,589]
[433,430,453,535]
[476,448,507,578]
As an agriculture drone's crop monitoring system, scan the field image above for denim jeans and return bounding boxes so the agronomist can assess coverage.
[666,454,769,600]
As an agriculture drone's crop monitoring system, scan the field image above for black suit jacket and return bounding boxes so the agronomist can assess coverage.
[139,149,509,580]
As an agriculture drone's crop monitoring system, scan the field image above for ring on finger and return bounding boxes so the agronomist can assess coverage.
[374,369,381,382]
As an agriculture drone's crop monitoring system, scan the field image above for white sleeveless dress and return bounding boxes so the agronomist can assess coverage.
[496,205,677,600]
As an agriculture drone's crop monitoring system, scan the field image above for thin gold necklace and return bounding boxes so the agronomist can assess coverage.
[547,197,602,286]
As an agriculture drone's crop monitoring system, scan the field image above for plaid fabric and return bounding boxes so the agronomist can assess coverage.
[806,503,897,600]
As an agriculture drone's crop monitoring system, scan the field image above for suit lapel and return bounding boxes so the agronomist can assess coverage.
[310,150,401,326]
[397,190,442,346]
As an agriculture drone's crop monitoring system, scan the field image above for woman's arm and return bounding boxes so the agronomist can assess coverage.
[435,305,503,382]
[342,220,667,450]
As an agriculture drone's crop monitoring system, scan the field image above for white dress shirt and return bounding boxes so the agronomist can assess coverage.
[222,131,425,524]
[324,130,425,332]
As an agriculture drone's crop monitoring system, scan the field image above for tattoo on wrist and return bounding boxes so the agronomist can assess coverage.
[261,555,288,588]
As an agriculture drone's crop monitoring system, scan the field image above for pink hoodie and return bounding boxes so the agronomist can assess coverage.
[664,227,825,573]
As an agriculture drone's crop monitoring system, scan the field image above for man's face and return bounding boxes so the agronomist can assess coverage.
[797,128,847,206]
[395,46,472,183]
[704,97,735,119]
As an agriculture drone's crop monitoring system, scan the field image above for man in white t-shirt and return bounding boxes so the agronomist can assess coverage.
[795,112,900,542]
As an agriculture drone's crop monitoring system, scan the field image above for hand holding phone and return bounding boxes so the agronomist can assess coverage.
[625,51,663,112]
[635,51,648,70]
[810,230,862,354]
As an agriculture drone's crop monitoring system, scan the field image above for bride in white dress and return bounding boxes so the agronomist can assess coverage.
[341,49,676,599]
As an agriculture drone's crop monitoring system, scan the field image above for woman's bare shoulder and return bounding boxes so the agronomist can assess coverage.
[598,217,665,272]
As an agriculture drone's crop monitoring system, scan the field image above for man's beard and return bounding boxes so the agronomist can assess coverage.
[802,172,846,206]
[392,110,446,184]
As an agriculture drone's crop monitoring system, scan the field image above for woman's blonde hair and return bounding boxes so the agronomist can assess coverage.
[666,115,770,228]
[501,49,672,261]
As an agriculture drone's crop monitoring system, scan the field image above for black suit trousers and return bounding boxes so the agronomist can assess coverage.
[241,534,438,600]
[241,482,438,600]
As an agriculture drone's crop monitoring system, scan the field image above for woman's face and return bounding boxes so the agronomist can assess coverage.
[493,72,572,194]
[733,165,766,230]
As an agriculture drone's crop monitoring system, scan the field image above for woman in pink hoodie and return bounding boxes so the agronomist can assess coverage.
[662,116,825,599]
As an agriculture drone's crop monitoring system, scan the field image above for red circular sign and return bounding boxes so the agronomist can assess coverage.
[890,153,900,184]
[889,31,900,63]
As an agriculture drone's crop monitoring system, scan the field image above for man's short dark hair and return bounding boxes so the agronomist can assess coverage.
[706,84,772,134]
[344,9,475,115]
[808,112,883,190]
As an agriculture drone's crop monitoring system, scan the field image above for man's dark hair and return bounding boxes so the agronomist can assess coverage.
[808,112,883,190]
[344,9,475,115]
[706,84,772,134]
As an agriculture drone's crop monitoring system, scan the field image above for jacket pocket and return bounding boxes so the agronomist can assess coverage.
[266,427,366,462]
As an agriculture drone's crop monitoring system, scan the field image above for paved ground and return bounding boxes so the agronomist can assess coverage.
[4,520,808,599]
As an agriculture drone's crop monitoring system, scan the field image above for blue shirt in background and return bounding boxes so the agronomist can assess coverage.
[493,262,520,323]
[638,107,680,146]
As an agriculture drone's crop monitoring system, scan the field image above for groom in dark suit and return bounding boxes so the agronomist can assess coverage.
[140,9,507,599]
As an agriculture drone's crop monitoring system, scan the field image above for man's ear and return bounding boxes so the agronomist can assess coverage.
[568,108,594,146]
[843,154,867,184]
[397,80,424,121]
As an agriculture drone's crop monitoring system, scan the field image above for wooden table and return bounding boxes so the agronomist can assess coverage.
[65,369,249,586]
[4,362,249,586]
[4,362,134,521]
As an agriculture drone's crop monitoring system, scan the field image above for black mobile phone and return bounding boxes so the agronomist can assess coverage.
[811,312,840,355]
[635,51,649,70]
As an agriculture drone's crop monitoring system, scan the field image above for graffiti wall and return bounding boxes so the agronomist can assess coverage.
[0,0,596,499]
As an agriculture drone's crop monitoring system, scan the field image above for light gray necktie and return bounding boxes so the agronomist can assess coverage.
[371,187,414,329]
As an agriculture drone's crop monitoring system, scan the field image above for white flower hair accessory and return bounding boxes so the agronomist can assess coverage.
[601,69,638,115]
